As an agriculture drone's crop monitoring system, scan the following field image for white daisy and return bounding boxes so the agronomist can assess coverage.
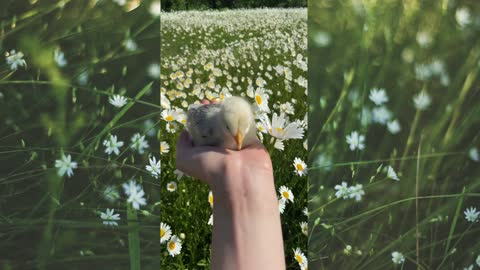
[254,88,270,112]
[469,147,479,162]
[293,157,307,176]
[55,154,78,178]
[160,222,172,244]
[279,185,294,203]
[160,141,170,155]
[278,199,286,214]
[372,106,392,124]
[161,109,177,122]
[109,95,128,108]
[100,208,120,227]
[122,179,141,196]
[149,1,161,17]
[166,181,177,192]
[293,248,307,265]
[208,214,214,226]
[102,185,120,203]
[167,235,182,257]
[208,191,214,208]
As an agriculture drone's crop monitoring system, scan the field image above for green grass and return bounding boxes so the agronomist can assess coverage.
[0,1,160,269]
[309,0,480,269]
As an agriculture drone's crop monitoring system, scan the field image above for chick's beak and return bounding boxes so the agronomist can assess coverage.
[234,130,243,150]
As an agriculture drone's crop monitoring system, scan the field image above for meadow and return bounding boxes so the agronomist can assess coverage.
[1,1,160,269]
[160,8,308,269]
[309,0,480,269]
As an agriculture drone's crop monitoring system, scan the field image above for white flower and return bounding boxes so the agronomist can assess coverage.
[464,207,479,223]
[254,88,270,113]
[146,156,161,179]
[293,157,307,176]
[149,1,161,17]
[6,50,27,71]
[160,222,172,244]
[208,214,214,226]
[109,95,128,108]
[464,265,473,270]
[102,185,120,203]
[312,31,331,47]
[161,109,177,122]
[369,88,388,105]
[167,235,182,257]
[166,181,177,192]
[469,147,479,162]
[174,169,184,180]
[391,251,405,264]
[279,186,294,203]
[122,179,141,196]
[346,131,365,151]
[278,199,286,214]
[261,112,304,140]
[455,7,471,27]
[273,139,284,151]
[293,248,307,266]
[55,154,78,178]
[148,63,160,79]
[208,191,214,207]
[300,221,308,236]
[387,166,400,181]
[54,48,67,67]
[160,141,170,154]
[334,182,349,199]
[100,208,120,226]
[416,31,432,48]
[127,187,146,210]
[130,133,149,154]
[372,106,392,124]
[476,254,480,267]
[124,38,138,51]
[413,90,431,110]
[303,207,308,217]
[348,184,365,201]
[103,135,124,156]
[387,119,401,134]
[279,102,294,115]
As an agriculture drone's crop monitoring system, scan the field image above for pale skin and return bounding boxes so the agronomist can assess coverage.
[176,100,286,270]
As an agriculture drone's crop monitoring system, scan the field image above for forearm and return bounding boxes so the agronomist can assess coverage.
[210,168,285,270]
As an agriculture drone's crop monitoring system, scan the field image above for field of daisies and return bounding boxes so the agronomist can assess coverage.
[309,0,480,269]
[160,8,308,269]
[0,1,160,269]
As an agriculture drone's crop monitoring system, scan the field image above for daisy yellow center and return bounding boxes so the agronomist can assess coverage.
[296,163,304,171]
[160,146,164,152]
[295,254,303,263]
[276,127,284,132]
[168,184,174,189]
[160,229,165,238]
[282,191,290,199]
[166,115,174,122]
[169,242,176,250]
[209,195,214,205]
[255,95,262,105]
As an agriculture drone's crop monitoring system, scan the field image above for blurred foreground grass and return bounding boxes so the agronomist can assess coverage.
[0,1,160,269]
[309,0,480,269]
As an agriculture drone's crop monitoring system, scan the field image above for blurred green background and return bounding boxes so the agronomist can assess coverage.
[0,1,160,269]
[309,0,480,269]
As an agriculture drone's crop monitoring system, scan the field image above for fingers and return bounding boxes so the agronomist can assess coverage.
[200,99,210,105]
